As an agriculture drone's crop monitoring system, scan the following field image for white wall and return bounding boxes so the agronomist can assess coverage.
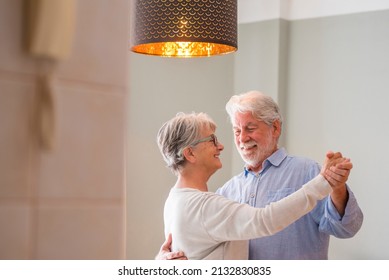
[285,10,389,259]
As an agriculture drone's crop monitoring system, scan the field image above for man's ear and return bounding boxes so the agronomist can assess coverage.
[272,119,282,138]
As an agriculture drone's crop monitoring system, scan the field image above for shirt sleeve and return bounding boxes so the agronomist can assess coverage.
[201,175,332,242]
[318,186,364,237]
[307,162,364,238]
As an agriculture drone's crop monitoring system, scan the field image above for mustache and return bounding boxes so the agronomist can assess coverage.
[240,141,257,149]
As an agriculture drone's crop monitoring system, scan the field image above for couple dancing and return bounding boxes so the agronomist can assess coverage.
[156,91,363,260]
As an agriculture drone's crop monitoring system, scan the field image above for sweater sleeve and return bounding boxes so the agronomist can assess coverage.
[201,174,331,242]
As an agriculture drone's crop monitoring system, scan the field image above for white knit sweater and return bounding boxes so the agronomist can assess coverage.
[163,174,331,260]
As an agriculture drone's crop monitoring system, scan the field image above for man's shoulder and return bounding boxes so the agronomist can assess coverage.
[280,152,319,167]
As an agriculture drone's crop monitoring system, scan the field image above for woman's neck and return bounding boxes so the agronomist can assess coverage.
[175,174,209,192]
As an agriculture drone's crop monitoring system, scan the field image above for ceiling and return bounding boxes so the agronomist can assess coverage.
[238,0,389,23]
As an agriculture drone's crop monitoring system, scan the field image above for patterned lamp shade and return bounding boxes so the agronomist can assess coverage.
[130,0,237,57]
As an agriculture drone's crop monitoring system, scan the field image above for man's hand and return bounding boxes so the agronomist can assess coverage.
[324,159,352,188]
[321,151,353,216]
[155,233,188,260]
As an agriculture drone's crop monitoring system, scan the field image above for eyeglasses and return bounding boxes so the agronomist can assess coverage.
[190,134,219,147]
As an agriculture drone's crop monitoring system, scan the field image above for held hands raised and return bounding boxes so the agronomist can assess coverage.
[320,151,352,188]
[320,151,353,216]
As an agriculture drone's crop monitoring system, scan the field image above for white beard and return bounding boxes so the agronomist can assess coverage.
[238,131,276,169]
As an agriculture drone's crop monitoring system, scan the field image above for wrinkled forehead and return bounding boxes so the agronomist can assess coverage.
[232,111,260,125]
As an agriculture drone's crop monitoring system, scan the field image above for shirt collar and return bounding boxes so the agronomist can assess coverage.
[244,147,288,177]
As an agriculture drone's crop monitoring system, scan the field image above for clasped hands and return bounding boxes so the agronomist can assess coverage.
[321,151,352,190]
[320,151,352,216]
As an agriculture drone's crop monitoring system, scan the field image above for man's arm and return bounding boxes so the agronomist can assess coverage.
[322,151,352,216]
[325,161,352,216]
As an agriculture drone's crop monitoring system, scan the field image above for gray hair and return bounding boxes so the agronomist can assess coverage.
[225,90,283,126]
[157,112,216,175]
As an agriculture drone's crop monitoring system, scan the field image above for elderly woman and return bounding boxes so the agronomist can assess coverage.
[157,112,351,260]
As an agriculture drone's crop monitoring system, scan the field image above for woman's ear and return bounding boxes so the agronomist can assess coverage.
[182,147,196,163]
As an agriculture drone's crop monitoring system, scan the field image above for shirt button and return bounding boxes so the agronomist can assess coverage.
[250,193,255,198]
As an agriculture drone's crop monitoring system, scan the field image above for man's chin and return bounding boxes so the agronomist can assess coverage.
[241,155,258,165]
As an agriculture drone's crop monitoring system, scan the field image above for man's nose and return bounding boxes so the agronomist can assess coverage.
[239,130,249,143]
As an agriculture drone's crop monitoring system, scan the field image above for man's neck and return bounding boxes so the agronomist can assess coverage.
[247,164,263,174]
[247,148,279,173]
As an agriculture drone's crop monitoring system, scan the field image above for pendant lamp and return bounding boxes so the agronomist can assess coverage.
[130,0,237,57]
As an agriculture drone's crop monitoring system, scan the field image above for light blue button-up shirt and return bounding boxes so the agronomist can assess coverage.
[216,148,363,259]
